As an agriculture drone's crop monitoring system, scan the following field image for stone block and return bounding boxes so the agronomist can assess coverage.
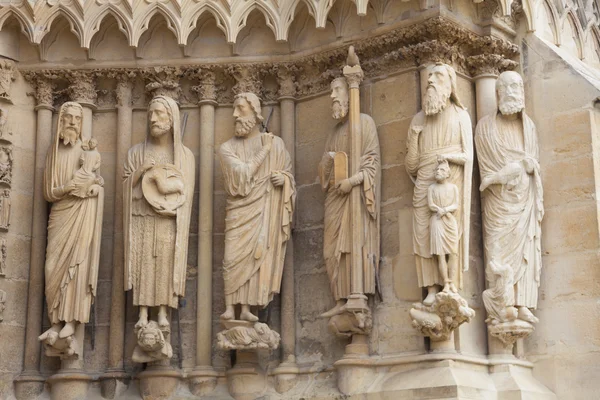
[381,164,414,211]
[9,191,33,237]
[0,279,28,325]
[375,304,426,354]
[296,271,332,318]
[83,325,109,373]
[538,251,600,303]
[297,317,346,366]
[293,228,325,276]
[0,324,25,372]
[397,207,414,257]
[381,209,399,258]
[392,254,422,302]
[11,147,35,193]
[541,154,595,208]
[295,183,324,229]
[541,202,600,255]
[377,117,410,167]
[3,233,31,280]
[371,73,419,126]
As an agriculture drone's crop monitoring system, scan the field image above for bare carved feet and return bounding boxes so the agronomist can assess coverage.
[135,306,148,329]
[59,321,76,338]
[320,300,347,318]
[220,305,235,320]
[240,305,258,322]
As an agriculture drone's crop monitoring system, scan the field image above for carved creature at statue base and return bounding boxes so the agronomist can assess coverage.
[39,323,84,361]
[488,319,534,347]
[410,291,475,342]
[132,320,173,364]
[217,320,280,351]
[328,308,373,339]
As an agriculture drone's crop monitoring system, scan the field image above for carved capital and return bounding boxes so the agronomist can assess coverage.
[23,73,56,108]
[67,72,97,105]
[342,65,364,89]
[141,66,182,101]
[191,70,217,103]
[115,74,135,108]
[467,54,518,77]
[227,65,261,96]
[276,67,297,99]
[410,40,456,67]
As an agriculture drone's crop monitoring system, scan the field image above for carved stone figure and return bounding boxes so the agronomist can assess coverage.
[0,60,15,103]
[328,310,373,338]
[0,239,6,276]
[428,159,460,293]
[406,63,473,305]
[406,63,474,342]
[217,321,281,350]
[132,321,173,363]
[218,92,295,325]
[317,64,380,321]
[0,189,10,230]
[475,71,544,337]
[38,102,105,356]
[0,144,13,186]
[123,95,195,360]
[0,108,11,140]
[0,289,5,322]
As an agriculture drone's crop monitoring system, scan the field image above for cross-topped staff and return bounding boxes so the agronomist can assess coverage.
[343,46,369,313]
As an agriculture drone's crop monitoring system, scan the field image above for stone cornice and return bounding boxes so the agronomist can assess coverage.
[21,17,519,106]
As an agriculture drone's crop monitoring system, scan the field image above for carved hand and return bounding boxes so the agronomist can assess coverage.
[271,172,285,187]
[523,158,535,175]
[336,178,352,194]
[437,154,446,163]
[263,133,274,151]
[142,158,156,172]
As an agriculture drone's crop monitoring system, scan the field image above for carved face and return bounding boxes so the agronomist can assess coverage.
[148,101,172,138]
[497,72,525,115]
[434,161,450,182]
[140,331,162,352]
[330,79,349,120]
[423,65,452,116]
[233,97,257,137]
[59,106,82,145]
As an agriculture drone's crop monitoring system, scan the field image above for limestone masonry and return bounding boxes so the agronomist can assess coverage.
[0,0,599,399]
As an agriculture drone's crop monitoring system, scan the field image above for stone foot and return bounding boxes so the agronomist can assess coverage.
[220,305,235,320]
[59,321,75,339]
[423,291,436,306]
[320,301,347,318]
[518,307,539,324]
[39,323,61,342]
[240,306,258,322]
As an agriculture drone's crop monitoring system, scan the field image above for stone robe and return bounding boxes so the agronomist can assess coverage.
[406,104,473,288]
[428,182,459,255]
[43,140,104,325]
[318,114,380,301]
[123,97,195,309]
[220,133,295,307]
[475,113,543,309]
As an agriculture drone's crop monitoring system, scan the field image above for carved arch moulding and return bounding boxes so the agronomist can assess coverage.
[0,0,597,50]
[20,17,519,106]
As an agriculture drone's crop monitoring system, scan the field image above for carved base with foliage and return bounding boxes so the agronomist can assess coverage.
[488,319,535,346]
[410,291,475,341]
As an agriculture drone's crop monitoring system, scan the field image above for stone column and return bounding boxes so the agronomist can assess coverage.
[100,74,133,399]
[14,76,54,400]
[272,69,299,394]
[188,71,219,396]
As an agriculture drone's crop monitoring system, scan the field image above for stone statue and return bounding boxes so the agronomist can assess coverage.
[123,95,195,362]
[0,238,5,276]
[406,63,473,305]
[0,189,11,230]
[217,92,294,350]
[0,289,5,322]
[406,63,474,342]
[318,76,380,319]
[428,159,460,293]
[38,102,104,356]
[475,71,544,343]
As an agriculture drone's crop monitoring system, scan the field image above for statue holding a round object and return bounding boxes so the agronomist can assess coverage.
[123,95,195,363]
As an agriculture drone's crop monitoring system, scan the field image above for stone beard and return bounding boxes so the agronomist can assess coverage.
[219,93,295,322]
[123,96,195,324]
[318,77,380,316]
[475,71,543,322]
[40,102,104,341]
[405,64,473,305]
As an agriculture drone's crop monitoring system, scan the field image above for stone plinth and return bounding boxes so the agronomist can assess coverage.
[46,371,92,400]
[137,365,181,400]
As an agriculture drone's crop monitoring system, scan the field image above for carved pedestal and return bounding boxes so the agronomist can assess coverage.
[99,369,130,399]
[137,364,182,400]
[47,371,92,400]
[224,351,266,400]
[410,291,475,351]
[187,366,219,396]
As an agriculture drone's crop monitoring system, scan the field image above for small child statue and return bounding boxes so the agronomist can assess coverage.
[71,138,103,198]
[428,159,460,294]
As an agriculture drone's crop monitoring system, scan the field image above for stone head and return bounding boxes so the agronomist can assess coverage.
[59,102,83,146]
[138,323,165,352]
[434,159,450,182]
[496,71,525,116]
[330,77,349,120]
[423,63,454,116]
[148,98,173,138]
[233,92,263,137]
